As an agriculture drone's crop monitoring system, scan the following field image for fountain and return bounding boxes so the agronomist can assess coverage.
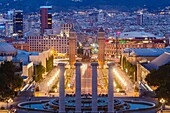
[18,94,156,112]
[18,62,157,113]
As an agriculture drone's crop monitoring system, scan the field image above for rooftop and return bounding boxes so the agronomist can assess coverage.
[142,52,170,71]
[119,31,157,39]
[0,42,17,53]
[124,48,170,57]
[14,50,39,65]
[40,6,52,9]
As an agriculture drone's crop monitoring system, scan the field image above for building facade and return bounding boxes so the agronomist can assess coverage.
[13,10,23,38]
[12,41,30,52]
[27,35,68,53]
[40,6,52,34]
[105,43,165,58]
[61,23,73,36]
[137,14,144,26]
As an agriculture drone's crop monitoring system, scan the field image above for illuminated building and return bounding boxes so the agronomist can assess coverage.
[40,6,52,35]
[13,10,23,38]
[27,35,68,53]
[5,20,13,37]
[137,14,144,26]
[105,31,166,59]
[61,23,73,36]
[12,41,30,52]
[137,52,170,81]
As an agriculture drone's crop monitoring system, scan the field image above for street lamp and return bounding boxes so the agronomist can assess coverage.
[116,88,120,93]
[47,82,50,92]
[67,84,71,93]
[125,68,128,73]
[160,98,165,111]
[6,98,13,109]
[68,83,71,88]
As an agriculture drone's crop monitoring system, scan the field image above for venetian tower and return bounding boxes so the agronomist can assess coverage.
[68,28,76,68]
[98,27,105,68]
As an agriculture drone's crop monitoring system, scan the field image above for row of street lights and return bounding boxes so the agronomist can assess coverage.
[47,70,60,92]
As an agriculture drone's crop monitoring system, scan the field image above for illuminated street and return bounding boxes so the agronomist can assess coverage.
[113,66,134,95]
[35,62,135,97]
[39,67,60,94]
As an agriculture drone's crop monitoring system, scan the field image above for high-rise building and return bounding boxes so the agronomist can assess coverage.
[40,6,52,35]
[137,14,144,26]
[13,10,23,38]
[7,10,14,20]
[98,11,106,23]
[5,20,13,37]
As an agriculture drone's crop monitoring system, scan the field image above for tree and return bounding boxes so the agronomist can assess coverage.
[145,65,170,86]
[34,64,45,82]
[46,56,54,72]
[0,61,23,98]
[145,64,170,103]
[122,56,137,81]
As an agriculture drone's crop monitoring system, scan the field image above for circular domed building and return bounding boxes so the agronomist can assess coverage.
[0,38,17,56]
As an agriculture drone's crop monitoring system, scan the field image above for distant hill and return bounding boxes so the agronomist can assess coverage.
[0,0,170,12]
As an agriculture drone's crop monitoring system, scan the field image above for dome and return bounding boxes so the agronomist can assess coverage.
[0,42,17,56]
[119,31,157,39]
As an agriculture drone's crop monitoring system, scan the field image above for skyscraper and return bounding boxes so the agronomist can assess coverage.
[137,14,144,26]
[7,10,14,20]
[40,6,52,35]
[13,10,23,38]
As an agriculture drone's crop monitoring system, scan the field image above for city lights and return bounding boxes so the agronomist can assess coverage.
[0,1,169,112]
[113,68,127,87]
[47,70,60,89]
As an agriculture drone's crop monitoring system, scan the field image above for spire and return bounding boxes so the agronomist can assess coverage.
[99,27,104,32]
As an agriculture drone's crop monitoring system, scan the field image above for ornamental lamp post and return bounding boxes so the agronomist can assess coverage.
[160,98,165,111]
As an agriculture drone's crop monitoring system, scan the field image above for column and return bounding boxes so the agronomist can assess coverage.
[107,62,115,113]
[74,62,82,113]
[91,62,99,113]
[58,63,66,113]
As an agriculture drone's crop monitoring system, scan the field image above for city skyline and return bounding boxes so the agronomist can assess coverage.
[0,0,170,12]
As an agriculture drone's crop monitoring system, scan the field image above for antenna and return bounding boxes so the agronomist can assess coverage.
[46,0,49,5]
